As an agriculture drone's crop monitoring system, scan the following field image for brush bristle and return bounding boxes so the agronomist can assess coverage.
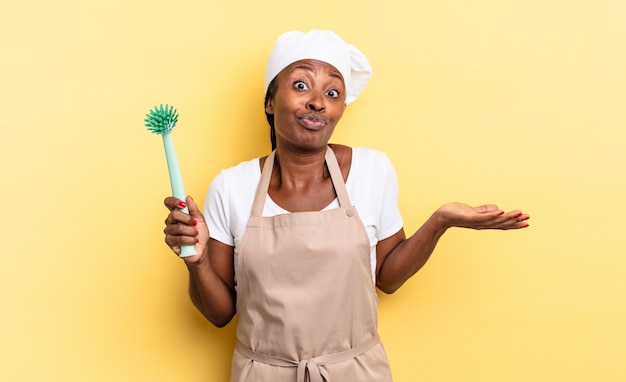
[144,104,179,135]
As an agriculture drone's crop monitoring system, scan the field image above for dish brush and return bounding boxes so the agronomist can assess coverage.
[144,104,197,257]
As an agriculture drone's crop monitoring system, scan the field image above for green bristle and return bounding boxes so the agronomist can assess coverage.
[144,104,179,135]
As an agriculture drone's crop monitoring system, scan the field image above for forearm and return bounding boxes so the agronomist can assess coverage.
[186,258,236,328]
[376,201,529,293]
[376,211,447,293]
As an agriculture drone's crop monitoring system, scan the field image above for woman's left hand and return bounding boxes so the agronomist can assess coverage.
[436,202,530,230]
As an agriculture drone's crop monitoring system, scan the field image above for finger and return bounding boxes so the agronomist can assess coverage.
[185,196,211,248]
[164,196,188,211]
[164,234,198,255]
[500,220,530,230]
[494,212,530,230]
[185,196,205,223]
[164,220,199,256]
[164,208,196,226]
[503,210,530,222]
[517,213,530,227]
[472,209,528,230]
[164,217,198,236]
[165,230,199,247]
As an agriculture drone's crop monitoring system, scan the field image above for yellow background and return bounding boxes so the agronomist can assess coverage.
[2,0,625,381]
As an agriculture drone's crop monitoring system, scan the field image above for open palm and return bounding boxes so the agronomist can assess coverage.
[438,202,530,230]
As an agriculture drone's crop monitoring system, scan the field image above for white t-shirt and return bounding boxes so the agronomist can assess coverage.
[204,147,404,282]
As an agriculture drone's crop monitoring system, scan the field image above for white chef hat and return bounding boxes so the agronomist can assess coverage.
[264,30,372,105]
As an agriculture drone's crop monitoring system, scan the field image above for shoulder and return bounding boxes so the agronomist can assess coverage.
[351,146,390,160]
[209,157,261,195]
[205,157,262,226]
[327,144,394,178]
[328,143,352,158]
[328,143,393,168]
[216,157,260,180]
[351,146,394,171]
[328,144,389,161]
[346,147,398,193]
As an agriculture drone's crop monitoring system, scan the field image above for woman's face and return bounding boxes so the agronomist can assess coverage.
[266,59,346,152]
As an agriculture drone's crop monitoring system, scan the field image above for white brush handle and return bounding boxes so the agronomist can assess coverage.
[162,133,197,258]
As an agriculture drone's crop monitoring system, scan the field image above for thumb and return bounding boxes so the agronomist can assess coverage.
[186,196,205,221]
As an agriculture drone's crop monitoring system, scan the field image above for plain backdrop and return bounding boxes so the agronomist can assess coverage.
[1,0,625,381]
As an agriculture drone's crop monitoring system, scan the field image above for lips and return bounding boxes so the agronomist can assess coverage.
[298,113,328,130]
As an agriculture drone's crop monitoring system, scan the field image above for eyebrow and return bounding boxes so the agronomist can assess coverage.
[292,65,343,81]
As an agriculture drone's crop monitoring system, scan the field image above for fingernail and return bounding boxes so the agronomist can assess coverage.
[498,210,505,216]
[192,219,198,226]
[196,238,200,243]
[515,212,522,218]
[522,223,530,228]
[178,201,187,208]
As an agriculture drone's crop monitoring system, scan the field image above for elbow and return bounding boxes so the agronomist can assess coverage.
[375,266,406,294]
[211,318,232,328]
[205,311,235,328]
[191,298,235,328]
[376,280,404,295]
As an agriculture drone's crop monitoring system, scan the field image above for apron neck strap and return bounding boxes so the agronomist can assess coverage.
[250,146,351,217]
[324,146,351,208]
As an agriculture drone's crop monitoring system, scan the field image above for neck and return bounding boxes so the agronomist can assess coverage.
[273,146,329,189]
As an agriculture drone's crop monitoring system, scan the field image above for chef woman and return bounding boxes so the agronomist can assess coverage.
[162,30,530,381]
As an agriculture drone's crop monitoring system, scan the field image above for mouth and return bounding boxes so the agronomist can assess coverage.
[298,113,328,130]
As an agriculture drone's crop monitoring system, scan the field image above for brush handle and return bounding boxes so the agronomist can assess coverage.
[162,133,197,258]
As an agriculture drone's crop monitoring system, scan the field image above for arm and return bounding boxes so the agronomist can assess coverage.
[375,203,530,294]
[164,196,236,327]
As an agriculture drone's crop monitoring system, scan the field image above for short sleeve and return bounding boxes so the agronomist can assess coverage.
[375,153,404,241]
[204,170,235,247]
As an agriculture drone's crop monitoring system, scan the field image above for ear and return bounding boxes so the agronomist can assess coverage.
[265,98,274,114]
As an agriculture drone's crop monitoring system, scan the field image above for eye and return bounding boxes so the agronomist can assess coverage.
[294,81,308,91]
[326,89,341,98]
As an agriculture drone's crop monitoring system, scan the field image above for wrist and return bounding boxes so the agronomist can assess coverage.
[432,207,451,232]
[183,248,209,269]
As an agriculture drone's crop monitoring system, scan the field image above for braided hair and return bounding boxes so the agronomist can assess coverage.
[264,78,278,150]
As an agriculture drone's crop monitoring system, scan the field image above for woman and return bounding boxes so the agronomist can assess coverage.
[163,30,530,382]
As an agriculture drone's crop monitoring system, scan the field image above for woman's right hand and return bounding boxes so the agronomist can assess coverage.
[164,195,236,327]
[163,196,209,262]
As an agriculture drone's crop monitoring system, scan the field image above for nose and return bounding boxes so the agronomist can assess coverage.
[306,92,325,112]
